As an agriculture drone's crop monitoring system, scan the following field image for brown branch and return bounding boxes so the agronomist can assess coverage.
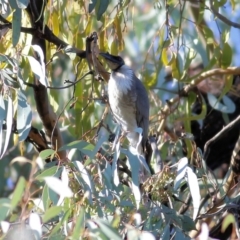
[27,0,67,161]
[209,1,240,29]
[0,14,86,58]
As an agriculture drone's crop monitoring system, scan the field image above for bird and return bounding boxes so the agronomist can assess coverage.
[99,52,149,159]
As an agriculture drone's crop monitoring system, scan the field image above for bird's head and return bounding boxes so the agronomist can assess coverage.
[99,52,125,71]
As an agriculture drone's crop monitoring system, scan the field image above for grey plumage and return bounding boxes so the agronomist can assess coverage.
[99,52,149,155]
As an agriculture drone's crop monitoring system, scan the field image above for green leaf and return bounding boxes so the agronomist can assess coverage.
[221,42,232,68]
[72,208,85,239]
[221,213,235,232]
[11,176,26,209]
[178,214,196,231]
[9,0,22,46]
[0,198,11,221]
[16,0,29,9]
[1,96,13,159]
[42,206,62,223]
[42,184,50,210]
[59,140,94,157]
[17,90,32,142]
[89,0,97,13]
[93,219,122,240]
[39,149,55,160]
[96,0,110,21]
[35,166,59,180]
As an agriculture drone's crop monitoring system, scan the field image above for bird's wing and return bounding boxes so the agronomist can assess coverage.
[134,75,149,145]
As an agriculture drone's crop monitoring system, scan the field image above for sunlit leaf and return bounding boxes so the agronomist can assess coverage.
[186,167,200,220]
[221,213,235,233]
[174,157,188,191]
[29,213,42,239]
[27,56,47,86]
[44,176,73,199]
[52,10,59,36]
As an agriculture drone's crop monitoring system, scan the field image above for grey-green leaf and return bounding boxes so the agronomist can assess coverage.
[17,90,32,141]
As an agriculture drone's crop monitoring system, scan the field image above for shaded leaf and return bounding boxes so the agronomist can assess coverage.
[42,206,62,223]
[59,140,94,157]
[11,176,25,209]
[1,96,13,159]
[72,207,85,239]
[221,42,232,68]
[17,90,32,141]
[16,0,29,8]
[89,0,97,13]
[96,0,109,20]
[39,149,55,160]
[94,219,122,240]
[0,198,10,221]
[207,93,235,113]
[35,166,60,181]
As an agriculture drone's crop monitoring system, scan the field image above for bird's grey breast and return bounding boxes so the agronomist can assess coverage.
[108,66,137,132]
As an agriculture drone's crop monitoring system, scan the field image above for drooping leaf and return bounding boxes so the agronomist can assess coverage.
[96,0,109,20]
[0,95,6,156]
[207,93,235,113]
[44,176,73,199]
[89,0,97,13]
[42,206,63,223]
[174,157,188,191]
[112,140,120,186]
[221,42,232,68]
[1,96,13,159]
[186,167,200,220]
[59,140,94,157]
[39,149,55,160]
[74,160,93,202]
[93,219,122,240]
[221,213,236,233]
[16,0,29,9]
[72,208,85,239]
[0,198,11,221]
[17,90,32,141]
[35,166,60,181]
[9,0,22,46]
[29,213,42,239]
[11,176,25,209]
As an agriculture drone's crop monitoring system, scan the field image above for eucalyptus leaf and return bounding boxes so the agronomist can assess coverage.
[1,96,13,159]
[17,90,32,141]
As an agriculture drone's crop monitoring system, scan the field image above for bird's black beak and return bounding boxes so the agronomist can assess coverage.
[99,52,124,65]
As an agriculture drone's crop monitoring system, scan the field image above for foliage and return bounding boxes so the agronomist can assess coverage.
[0,0,240,239]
